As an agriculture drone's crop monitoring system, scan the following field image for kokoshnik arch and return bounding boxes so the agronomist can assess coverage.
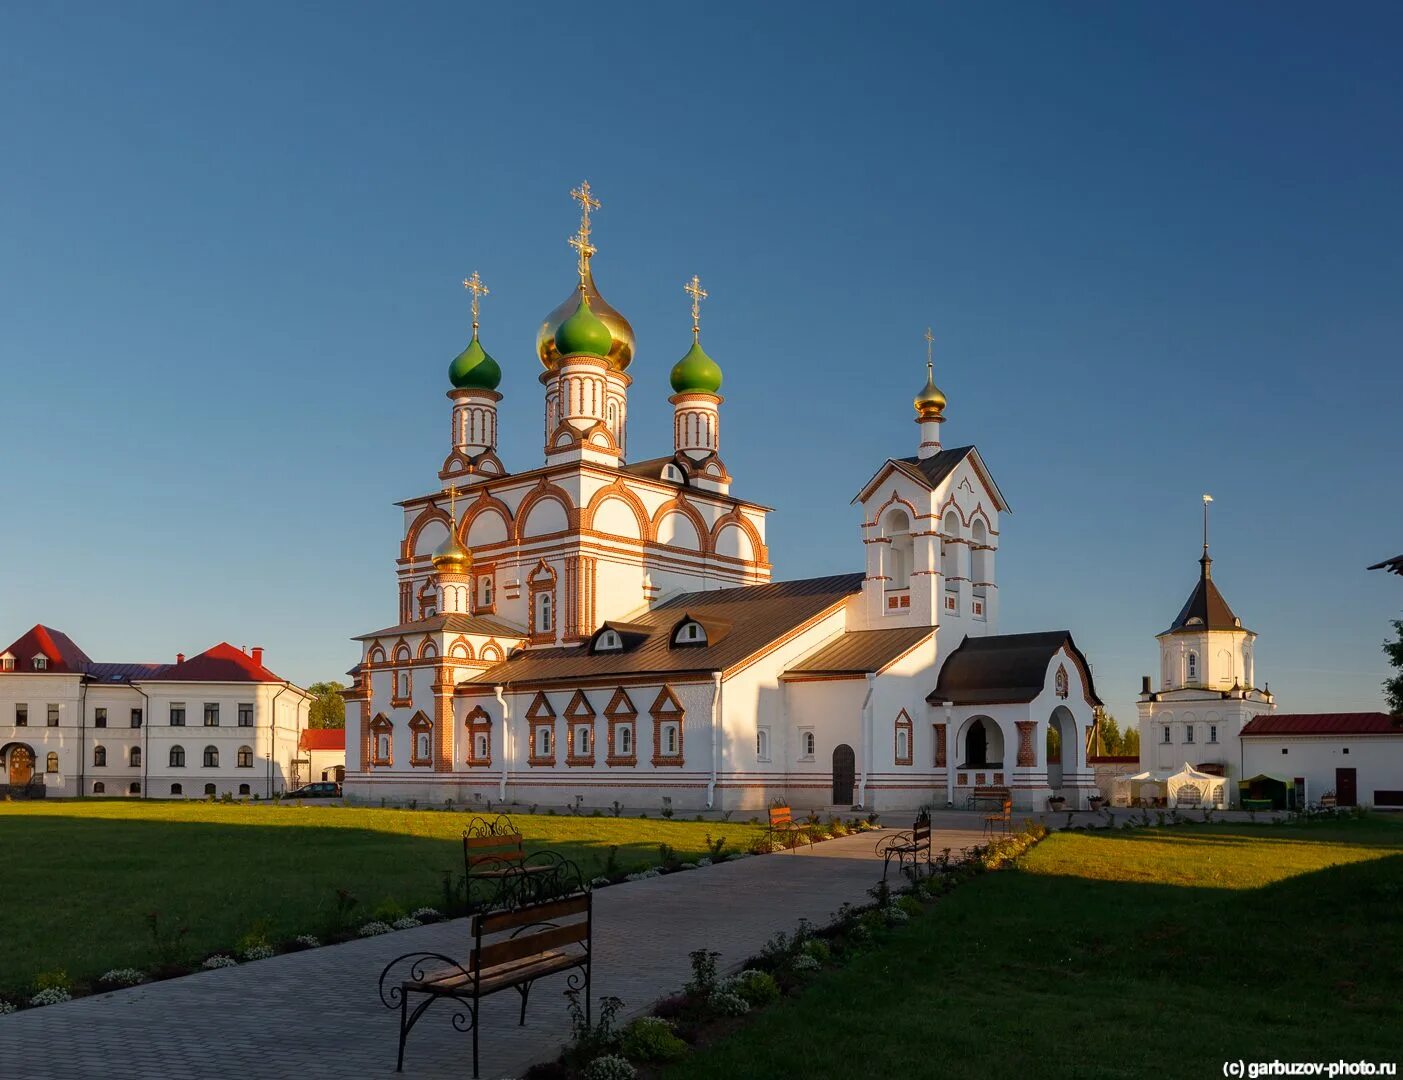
[342,184,1102,812]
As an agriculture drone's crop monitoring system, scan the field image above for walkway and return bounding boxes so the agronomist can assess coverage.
[0,824,985,1080]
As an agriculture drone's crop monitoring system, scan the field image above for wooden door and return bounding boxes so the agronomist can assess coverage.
[832,744,855,805]
[1336,767,1357,807]
[7,746,33,786]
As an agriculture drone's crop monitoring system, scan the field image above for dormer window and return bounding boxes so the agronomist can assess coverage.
[674,621,707,647]
[32,655,47,671]
[596,631,622,652]
[1,654,14,672]
[663,463,685,483]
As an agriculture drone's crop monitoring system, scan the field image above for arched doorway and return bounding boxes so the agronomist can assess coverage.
[4,744,35,787]
[959,717,1003,768]
[832,744,855,805]
[1047,706,1076,790]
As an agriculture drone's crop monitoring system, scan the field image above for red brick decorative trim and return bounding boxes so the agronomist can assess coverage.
[894,709,913,766]
[932,722,947,768]
[408,710,433,767]
[650,685,685,767]
[526,691,556,766]
[1016,721,1036,768]
[369,713,392,767]
[564,690,596,766]
[604,687,638,766]
[465,704,492,768]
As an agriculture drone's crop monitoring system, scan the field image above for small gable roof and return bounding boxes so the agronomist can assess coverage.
[928,631,1101,707]
[143,643,286,683]
[852,446,1010,513]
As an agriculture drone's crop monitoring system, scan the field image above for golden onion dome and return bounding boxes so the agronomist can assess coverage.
[431,529,472,575]
[914,370,947,420]
[537,266,635,373]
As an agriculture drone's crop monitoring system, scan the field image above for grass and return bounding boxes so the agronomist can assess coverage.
[664,816,1403,1080]
[0,800,764,996]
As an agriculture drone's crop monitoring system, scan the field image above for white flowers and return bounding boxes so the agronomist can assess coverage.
[390,917,422,931]
[791,954,821,973]
[202,956,238,970]
[241,944,275,961]
[0,999,15,1015]
[709,990,750,1017]
[590,875,611,887]
[28,988,71,1007]
[410,907,442,922]
[625,869,662,881]
[582,1053,637,1080]
[358,921,392,937]
[99,968,146,988]
[295,934,321,948]
[696,857,712,868]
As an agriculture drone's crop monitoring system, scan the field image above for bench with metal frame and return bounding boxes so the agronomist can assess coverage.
[379,863,591,1079]
[767,804,811,851]
[462,814,563,911]
[877,813,932,880]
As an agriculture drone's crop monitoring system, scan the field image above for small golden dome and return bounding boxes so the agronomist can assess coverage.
[537,266,635,373]
[914,371,947,420]
[431,529,472,575]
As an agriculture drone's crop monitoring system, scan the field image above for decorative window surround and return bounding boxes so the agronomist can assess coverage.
[650,685,685,767]
[894,710,913,766]
[604,687,639,767]
[408,711,433,766]
[564,690,596,766]
[526,692,557,766]
[465,705,493,767]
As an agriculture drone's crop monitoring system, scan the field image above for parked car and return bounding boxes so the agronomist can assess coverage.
[286,782,342,799]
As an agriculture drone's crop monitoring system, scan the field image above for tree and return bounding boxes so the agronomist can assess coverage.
[1092,710,1139,757]
[1385,619,1403,716]
[307,681,346,729]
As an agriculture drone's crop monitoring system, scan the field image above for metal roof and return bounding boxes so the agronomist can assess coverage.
[784,627,934,677]
[927,630,1102,707]
[1240,713,1402,736]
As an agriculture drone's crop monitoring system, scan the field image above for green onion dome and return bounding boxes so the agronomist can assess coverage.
[669,339,723,394]
[553,293,614,358]
[448,333,502,391]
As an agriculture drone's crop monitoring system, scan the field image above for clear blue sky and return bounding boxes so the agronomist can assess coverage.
[2,3,1400,724]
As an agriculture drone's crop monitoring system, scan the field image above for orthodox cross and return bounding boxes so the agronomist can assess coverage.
[924,326,935,379]
[462,271,488,332]
[684,274,708,340]
[569,181,600,286]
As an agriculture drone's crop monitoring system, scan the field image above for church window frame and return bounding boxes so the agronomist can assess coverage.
[408,711,434,767]
[799,728,816,761]
[604,687,638,767]
[526,692,557,766]
[756,726,771,762]
[237,745,254,768]
[650,686,686,767]
[894,709,914,766]
[1185,725,1195,745]
[565,690,597,766]
[465,705,493,768]
[369,714,393,767]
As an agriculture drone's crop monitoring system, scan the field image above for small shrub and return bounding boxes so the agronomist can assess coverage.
[0,1000,14,1015]
[32,971,71,993]
[685,949,721,999]
[99,968,147,988]
[885,907,910,925]
[358,921,393,937]
[801,938,831,964]
[29,987,72,1007]
[896,895,924,917]
[704,833,728,859]
[723,969,780,1008]
[202,955,238,970]
[790,953,821,974]
[619,1016,689,1063]
[391,917,422,930]
[566,991,626,1062]
[710,990,750,1017]
[760,931,791,962]
[611,801,623,817]
[242,943,276,961]
[411,907,442,922]
[294,934,321,949]
[604,845,622,877]
[370,899,405,923]
[145,912,190,968]
[582,1054,637,1080]
[696,857,712,868]
[657,843,682,871]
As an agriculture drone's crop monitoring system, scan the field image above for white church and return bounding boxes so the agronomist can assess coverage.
[343,184,1103,813]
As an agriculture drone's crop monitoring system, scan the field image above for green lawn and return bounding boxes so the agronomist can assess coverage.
[0,801,763,996]
[666,817,1403,1080]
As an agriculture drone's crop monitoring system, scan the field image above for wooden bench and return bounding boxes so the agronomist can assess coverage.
[983,798,1012,835]
[463,817,558,910]
[767,805,811,851]
[380,890,592,1079]
[877,814,932,880]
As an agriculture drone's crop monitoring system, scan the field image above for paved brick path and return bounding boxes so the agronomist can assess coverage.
[0,825,984,1080]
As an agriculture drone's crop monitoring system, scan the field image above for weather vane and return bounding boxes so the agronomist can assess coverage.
[461,271,488,332]
[684,274,708,341]
[1202,492,1213,552]
[923,326,935,379]
[568,181,600,288]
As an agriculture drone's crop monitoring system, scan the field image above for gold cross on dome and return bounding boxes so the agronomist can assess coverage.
[446,483,460,521]
[684,275,708,339]
[461,271,489,331]
[924,326,935,377]
[570,181,600,234]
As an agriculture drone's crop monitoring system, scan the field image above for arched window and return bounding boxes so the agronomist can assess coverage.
[756,728,769,760]
[475,733,489,760]
[370,714,393,766]
[575,725,592,757]
[130,747,141,768]
[45,752,58,773]
[665,724,679,755]
[204,783,216,796]
[203,746,219,768]
[803,731,816,758]
[882,508,914,591]
[171,782,183,795]
[538,592,554,633]
[897,729,909,761]
[92,781,105,794]
[971,519,990,586]
[237,746,253,768]
[620,726,632,755]
[377,733,391,761]
[894,710,914,766]
[416,732,431,761]
[1186,652,1198,684]
[478,575,494,609]
[170,745,186,767]
[93,745,106,767]
[536,726,553,758]
[238,783,251,796]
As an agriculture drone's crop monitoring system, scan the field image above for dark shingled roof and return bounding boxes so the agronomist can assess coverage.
[464,574,864,688]
[1241,712,1402,737]
[853,446,1010,512]
[354,612,524,641]
[784,627,934,677]
[1164,552,1245,635]
[927,631,1102,706]
[1368,554,1403,576]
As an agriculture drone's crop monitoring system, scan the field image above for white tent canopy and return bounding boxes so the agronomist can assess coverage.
[1112,769,1171,806]
[1167,763,1227,809]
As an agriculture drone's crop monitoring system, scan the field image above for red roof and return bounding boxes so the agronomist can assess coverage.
[1,625,92,674]
[299,728,346,752]
[144,642,285,683]
[1240,712,1402,737]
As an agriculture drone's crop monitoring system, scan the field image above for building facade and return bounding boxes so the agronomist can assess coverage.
[344,186,1102,812]
[0,626,311,799]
